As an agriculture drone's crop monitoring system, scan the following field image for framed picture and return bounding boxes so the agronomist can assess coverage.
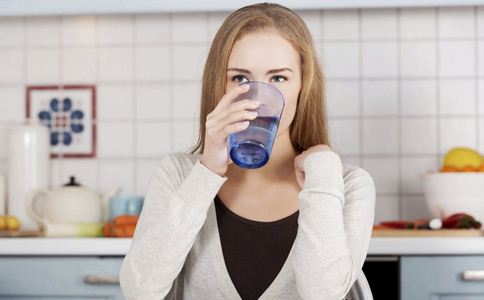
[26,85,96,158]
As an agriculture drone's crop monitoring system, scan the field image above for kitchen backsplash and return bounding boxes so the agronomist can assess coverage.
[0,7,483,223]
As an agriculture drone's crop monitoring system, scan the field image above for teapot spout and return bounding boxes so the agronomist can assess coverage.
[101,187,121,222]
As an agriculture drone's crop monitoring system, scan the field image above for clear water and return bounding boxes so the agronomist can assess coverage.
[229,116,280,169]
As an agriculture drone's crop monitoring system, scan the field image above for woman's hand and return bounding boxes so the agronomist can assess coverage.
[294,144,338,189]
[200,84,260,176]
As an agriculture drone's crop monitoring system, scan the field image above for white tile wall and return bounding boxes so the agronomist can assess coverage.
[62,48,97,83]
[97,84,134,120]
[99,47,133,82]
[25,17,60,46]
[400,8,436,39]
[325,80,360,117]
[361,9,398,40]
[320,42,359,78]
[98,15,133,45]
[0,6,483,221]
[26,48,60,83]
[135,84,171,120]
[361,80,398,116]
[0,18,23,47]
[134,14,171,44]
[134,46,171,81]
[400,41,437,78]
[61,16,97,46]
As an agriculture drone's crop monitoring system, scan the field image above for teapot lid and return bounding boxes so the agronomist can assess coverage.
[64,175,81,187]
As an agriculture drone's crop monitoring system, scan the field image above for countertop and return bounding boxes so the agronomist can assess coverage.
[0,237,484,256]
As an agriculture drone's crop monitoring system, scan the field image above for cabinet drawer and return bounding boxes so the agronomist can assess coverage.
[0,257,124,298]
[401,256,484,300]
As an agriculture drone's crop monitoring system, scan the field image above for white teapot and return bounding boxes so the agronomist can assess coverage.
[26,176,120,226]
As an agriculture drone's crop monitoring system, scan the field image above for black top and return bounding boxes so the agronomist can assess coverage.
[214,194,299,300]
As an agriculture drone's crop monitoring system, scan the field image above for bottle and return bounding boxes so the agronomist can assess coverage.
[7,121,50,231]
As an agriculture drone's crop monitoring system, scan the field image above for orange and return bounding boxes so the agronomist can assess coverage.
[440,165,459,172]
[461,165,477,172]
[477,164,484,172]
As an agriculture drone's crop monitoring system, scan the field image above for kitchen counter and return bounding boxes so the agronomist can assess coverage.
[1,237,484,256]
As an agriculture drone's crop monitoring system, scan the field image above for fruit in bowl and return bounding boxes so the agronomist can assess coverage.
[424,147,484,225]
[440,147,484,172]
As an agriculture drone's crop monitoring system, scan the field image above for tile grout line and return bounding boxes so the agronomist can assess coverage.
[132,13,138,195]
[2,75,484,88]
[396,8,403,220]
[57,15,66,187]
[475,6,480,152]
[1,35,483,50]
[436,8,442,171]
[169,13,174,155]
[357,9,364,169]
[94,15,101,192]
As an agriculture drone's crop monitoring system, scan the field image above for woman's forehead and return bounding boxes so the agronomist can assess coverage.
[227,31,299,71]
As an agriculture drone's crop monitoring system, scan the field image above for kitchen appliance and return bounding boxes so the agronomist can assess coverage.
[7,121,50,231]
[423,172,484,223]
[26,175,120,229]
[363,256,400,300]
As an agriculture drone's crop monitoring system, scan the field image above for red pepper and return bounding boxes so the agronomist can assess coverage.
[380,221,415,229]
[442,212,482,229]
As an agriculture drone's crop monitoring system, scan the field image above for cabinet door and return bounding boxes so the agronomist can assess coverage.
[439,296,484,300]
[0,257,124,299]
[401,256,484,300]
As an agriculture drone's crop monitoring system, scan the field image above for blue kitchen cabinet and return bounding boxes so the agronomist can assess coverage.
[401,256,484,300]
[0,257,124,299]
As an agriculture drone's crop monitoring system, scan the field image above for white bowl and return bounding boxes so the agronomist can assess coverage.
[423,172,484,223]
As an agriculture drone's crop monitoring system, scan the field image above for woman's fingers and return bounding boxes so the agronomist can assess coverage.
[210,84,250,116]
[211,110,257,137]
[224,110,258,125]
[207,120,250,142]
[207,99,260,128]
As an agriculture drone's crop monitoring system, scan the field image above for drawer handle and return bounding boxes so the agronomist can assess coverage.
[461,270,484,281]
[84,274,120,285]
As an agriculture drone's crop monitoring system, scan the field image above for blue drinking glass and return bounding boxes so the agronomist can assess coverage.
[227,81,285,169]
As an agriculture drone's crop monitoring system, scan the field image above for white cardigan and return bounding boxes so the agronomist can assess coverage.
[119,150,376,300]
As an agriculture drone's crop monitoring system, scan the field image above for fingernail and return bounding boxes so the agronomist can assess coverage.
[253,100,260,106]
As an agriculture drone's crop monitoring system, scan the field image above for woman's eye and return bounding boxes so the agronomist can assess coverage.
[271,75,287,83]
[232,75,248,83]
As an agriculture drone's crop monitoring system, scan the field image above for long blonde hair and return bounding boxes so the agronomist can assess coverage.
[189,2,331,154]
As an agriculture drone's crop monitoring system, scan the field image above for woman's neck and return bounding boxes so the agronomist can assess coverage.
[226,129,299,185]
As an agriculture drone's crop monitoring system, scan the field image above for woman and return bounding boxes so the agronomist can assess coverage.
[120,3,375,300]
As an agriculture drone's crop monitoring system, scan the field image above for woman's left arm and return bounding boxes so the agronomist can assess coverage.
[293,150,376,300]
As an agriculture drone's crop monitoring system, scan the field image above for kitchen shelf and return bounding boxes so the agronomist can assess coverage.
[0,0,483,16]
[1,237,484,256]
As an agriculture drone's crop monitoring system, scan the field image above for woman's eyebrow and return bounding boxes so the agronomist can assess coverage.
[227,67,293,74]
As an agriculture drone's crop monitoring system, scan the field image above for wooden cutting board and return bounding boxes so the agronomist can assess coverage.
[372,228,484,237]
[0,229,42,237]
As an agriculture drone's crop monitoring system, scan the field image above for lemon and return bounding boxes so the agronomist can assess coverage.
[6,216,20,231]
[0,216,5,230]
[443,147,484,169]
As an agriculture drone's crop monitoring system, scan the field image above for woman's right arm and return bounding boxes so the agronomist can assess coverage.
[119,154,228,300]
[119,83,259,300]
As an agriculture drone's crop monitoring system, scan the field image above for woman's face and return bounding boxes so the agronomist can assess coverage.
[226,30,302,138]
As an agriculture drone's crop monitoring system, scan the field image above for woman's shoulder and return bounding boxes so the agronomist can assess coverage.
[155,151,201,177]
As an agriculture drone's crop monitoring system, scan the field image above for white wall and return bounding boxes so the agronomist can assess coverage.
[0,6,483,223]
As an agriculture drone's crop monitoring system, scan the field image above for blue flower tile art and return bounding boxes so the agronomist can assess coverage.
[26,85,96,158]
